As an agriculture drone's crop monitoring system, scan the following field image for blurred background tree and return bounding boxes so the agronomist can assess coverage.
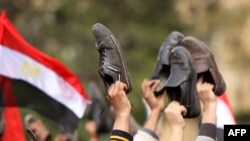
[1,0,250,140]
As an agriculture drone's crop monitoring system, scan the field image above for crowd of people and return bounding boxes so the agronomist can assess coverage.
[24,22,227,141]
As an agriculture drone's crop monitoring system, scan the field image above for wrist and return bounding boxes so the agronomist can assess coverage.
[116,111,131,119]
[149,109,162,119]
[203,102,216,112]
[203,103,216,113]
[202,106,217,124]
[151,107,163,114]
[113,114,130,132]
[151,108,162,114]
[168,121,186,130]
[169,125,185,133]
[203,101,217,109]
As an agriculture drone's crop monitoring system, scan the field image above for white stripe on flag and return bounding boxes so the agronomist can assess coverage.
[216,97,236,129]
[0,44,87,118]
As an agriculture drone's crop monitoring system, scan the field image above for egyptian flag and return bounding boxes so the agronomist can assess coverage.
[216,92,236,141]
[0,9,90,137]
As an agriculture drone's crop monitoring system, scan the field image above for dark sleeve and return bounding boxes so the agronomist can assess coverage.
[198,123,217,140]
[110,130,133,141]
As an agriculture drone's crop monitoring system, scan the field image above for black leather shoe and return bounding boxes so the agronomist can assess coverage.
[181,36,226,95]
[87,81,114,134]
[150,31,184,96]
[92,23,132,94]
[166,46,201,118]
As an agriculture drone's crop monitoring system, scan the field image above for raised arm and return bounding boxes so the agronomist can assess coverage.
[134,79,166,141]
[164,101,187,141]
[196,76,217,141]
[107,81,133,141]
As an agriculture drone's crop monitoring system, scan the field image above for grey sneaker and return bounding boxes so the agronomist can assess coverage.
[92,23,132,94]
[150,31,184,96]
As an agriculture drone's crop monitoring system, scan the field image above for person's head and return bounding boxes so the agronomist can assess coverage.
[24,114,52,141]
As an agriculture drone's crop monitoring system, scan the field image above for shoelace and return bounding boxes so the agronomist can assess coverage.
[99,44,107,70]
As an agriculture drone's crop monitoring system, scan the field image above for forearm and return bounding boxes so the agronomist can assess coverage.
[201,103,217,124]
[168,127,184,141]
[134,106,161,141]
[113,113,130,132]
[198,103,217,141]
[143,109,162,132]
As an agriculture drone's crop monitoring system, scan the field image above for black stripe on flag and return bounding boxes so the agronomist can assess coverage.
[0,76,79,134]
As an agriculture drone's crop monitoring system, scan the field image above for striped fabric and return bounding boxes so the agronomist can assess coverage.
[216,92,236,141]
[110,130,133,141]
[0,10,90,137]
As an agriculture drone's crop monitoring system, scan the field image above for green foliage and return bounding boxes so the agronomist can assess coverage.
[235,111,250,124]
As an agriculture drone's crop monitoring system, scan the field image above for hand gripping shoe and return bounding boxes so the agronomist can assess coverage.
[92,23,132,94]
[181,36,226,96]
[166,46,201,118]
[87,81,114,134]
[150,31,184,96]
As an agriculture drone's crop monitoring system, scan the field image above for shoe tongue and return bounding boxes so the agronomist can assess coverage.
[166,68,187,87]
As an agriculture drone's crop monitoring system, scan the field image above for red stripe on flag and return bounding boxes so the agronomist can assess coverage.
[0,10,89,100]
[2,108,26,141]
[0,77,26,141]
[0,11,4,43]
